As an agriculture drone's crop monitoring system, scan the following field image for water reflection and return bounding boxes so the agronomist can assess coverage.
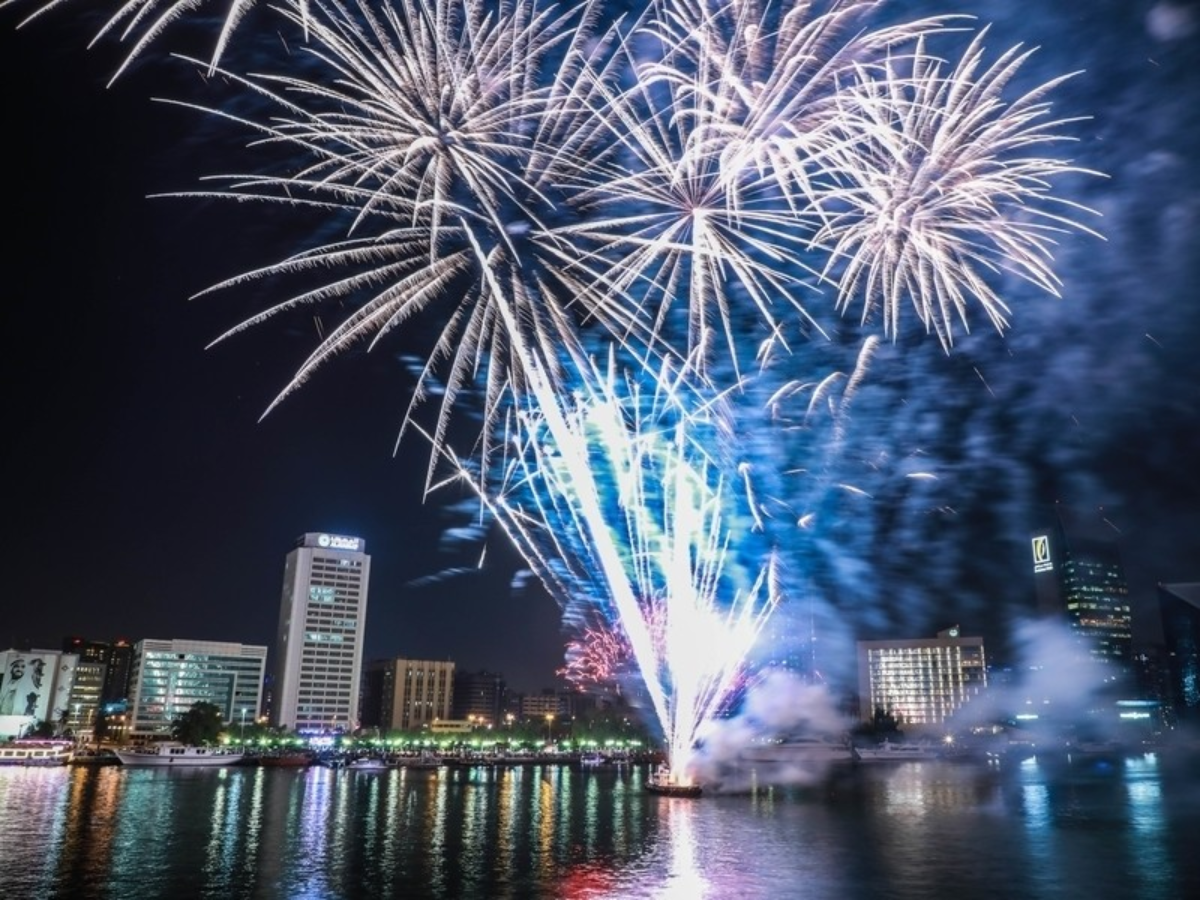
[0,757,1196,899]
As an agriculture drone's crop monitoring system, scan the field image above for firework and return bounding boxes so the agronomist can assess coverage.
[460,356,779,776]
[814,29,1104,348]
[0,0,291,80]
[5,0,1102,779]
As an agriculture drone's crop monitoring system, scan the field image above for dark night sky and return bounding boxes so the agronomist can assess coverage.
[3,2,1199,693]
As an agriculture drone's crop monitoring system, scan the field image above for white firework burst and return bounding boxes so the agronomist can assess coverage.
[814,28,1104,348]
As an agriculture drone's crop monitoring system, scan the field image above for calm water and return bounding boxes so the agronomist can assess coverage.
[1,754,1197,899]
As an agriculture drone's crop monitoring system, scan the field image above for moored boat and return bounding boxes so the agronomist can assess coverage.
[856,739,941,762]
[69,748,120,767]
[256,750,315,768]
[395,752,441,770]
[738,736,859,767]
[114,743,245,767]
[347,756,389,771]
[0,740,74,767]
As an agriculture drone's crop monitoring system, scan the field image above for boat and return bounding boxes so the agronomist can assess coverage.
[69,748,120,767]
[114,743,245,767]
[396,752,441,770]
[646,764,702,797]
[256,750,315,768]
[856,739,941,762]
[737,736,859,768]
[0,740,74,767]
[347,756,389,771]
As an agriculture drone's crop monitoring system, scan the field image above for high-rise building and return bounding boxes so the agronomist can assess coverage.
[62,637,113,734]
[273,532,371,733]
[361,658,455,731]
[451,670,506,728]
[103,639,135,705]
[1031,505,1133,672]
[127,638,267,738]
[1157,582,1200,724]
[857,627,988,729]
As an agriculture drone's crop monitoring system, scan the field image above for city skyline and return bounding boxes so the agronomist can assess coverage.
[4,1,1199,696]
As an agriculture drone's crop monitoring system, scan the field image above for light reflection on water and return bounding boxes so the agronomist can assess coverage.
[0,755,1197,899]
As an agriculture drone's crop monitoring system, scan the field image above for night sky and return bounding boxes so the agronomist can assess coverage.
[4,1,1199,693]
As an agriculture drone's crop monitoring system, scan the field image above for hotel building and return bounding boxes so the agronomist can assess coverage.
[126,639,267,737]
[361,658,455,731]
[857,627,987,729]
[273,532,371,733]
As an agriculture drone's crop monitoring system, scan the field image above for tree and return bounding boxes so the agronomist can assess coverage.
[172,702,225,746]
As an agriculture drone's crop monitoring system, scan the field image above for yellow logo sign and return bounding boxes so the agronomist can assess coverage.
[1032,535,1053,573]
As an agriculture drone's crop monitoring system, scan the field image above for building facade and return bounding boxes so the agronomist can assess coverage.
[361,658,455,731]
[857,627,987,729]
[451,670,506,728]
[273,532,371,733]
[1031,505,1133,673]
[127,639,267,737]
[1158,582,1200,724]
[0,648,79,739]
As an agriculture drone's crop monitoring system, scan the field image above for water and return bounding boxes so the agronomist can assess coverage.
[1,755,1197,899]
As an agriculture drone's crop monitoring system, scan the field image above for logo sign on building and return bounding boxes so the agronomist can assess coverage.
[317,534,361,552]
[1032,535,1053,573]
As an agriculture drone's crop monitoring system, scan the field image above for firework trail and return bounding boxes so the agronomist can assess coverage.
[4,0,1102,776]
[461,354,779,777]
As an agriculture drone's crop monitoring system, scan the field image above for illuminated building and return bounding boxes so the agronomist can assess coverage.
[1031,505,1133,673]
[272,532,371,733]
[856,627,987,729]
[1158,582,1200,724]
[127,639,267,737]
[61,637,111,735]
[0,648,80,739]
[360,658,454,731]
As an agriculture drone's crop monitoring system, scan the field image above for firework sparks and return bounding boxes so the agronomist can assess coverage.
[0,0,288,80]
[457,356,779,776]
[5,0,1103,781]
[815,29,1104,348]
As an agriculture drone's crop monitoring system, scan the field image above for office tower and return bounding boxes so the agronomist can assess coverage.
[451,670,506,728]
[361,658,455,731]
[127,638,267,737]
[273,532,371,733]
[62,637,112,734]
[1157,582,1200,724]
[1031,505,1133,672]
[103,639,135,705]
[857,627,988,728]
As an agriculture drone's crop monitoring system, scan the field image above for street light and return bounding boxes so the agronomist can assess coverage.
[545,714,555,743]
[240,708,248,745]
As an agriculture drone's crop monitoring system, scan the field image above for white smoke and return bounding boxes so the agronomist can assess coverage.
[690,669,856,792]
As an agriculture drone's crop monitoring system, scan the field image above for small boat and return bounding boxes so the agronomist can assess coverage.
[347,756,389,771]
[114,743,245,767]
[69,748,120,767]
[856,739,941,762]
[579,752,608,769]
[0,740,74,767]
[397,752,441,770]
[256,750,315,768]
[646,764,702,798]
